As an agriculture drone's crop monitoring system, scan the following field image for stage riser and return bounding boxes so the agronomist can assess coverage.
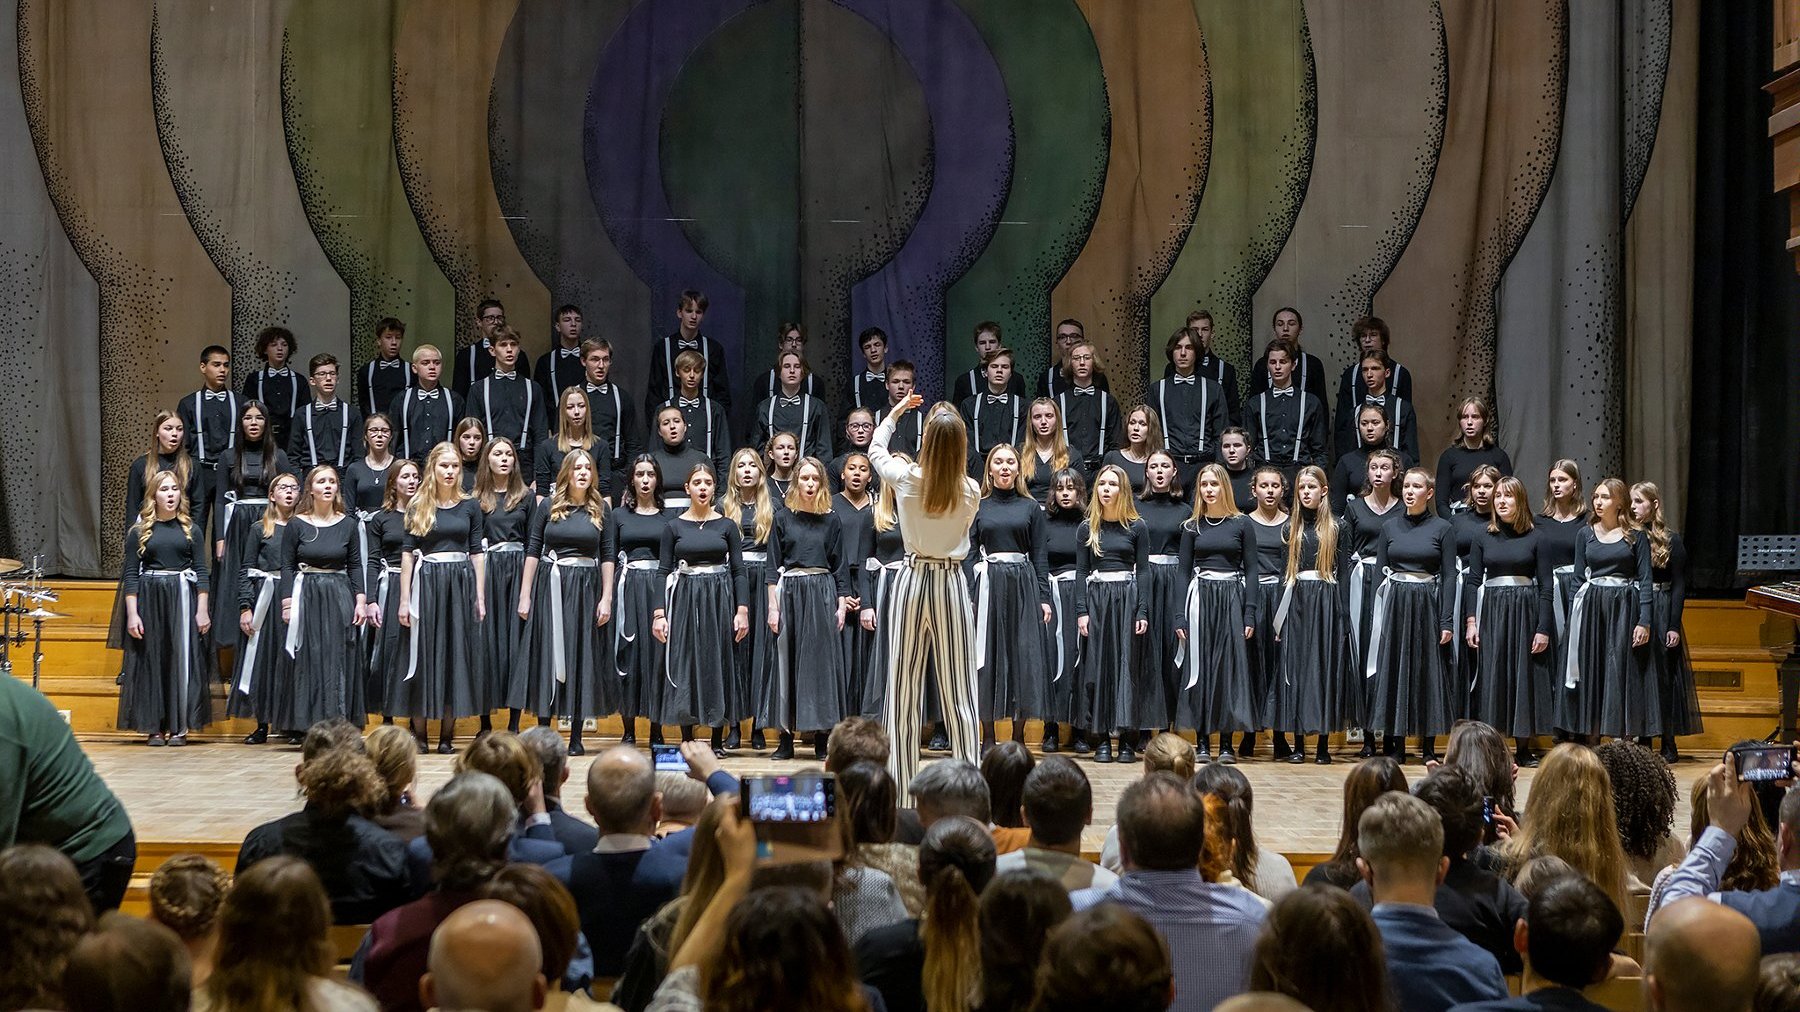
[14,582,1793,751]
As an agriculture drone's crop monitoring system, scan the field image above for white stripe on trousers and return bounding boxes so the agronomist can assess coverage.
[883,559,980,806]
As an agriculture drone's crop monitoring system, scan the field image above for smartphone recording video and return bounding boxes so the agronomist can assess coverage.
[1731,743,1795,784]
[651,743,689,773]
[738,773,843,866]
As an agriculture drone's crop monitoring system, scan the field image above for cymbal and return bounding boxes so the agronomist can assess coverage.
[0,559,21,575]
[23,608,64,621]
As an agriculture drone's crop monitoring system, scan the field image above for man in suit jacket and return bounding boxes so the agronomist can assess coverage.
[1359,792,1508,1012]
[1657,753,1800,955]
[1447,875,1625,1012]
[550,746,688,978]
[521,726,601,855]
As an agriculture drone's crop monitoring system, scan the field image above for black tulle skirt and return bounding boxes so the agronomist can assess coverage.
[118,571,215,734]
[1073,577,1140,734]
[736,554,775,725]
[1347,557,1381,725]
[362,565,398,715]
[1029,572,1080,723]
[1246,577,1282,730]
[615,561,665,722]
[211,497,268,647]
[1559,580,1660,737]
[480,548,531,712]
[973,558,1046,722]
[861,565,900,720]
[765,571,845,732]
[1652,586,1703,737]
[227,570,284,721]
[1368,577,1455,737]
[657,567,735,726]
[1139,559,1185,729]
[1469,582,1554,736]
[509,557,613,719]
[276,571,366,729]
[372,566,412,718]
[1175,575,1256,733]
[404,556,482,719]
[1268,577,1356,734]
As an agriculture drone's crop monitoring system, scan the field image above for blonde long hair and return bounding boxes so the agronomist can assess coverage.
[381,460,421,512]
[548,449,607,531]
[1020,398,1070,485]
[873,454,909,533]
[1631,481,1672,567]
[1489,476,1535,536]
[721,448,774,545]
[294,465,347,520]
[261,472,300,538]
[1592,477,1637,543]
[918,402,973,517]
[405,443,466,537]
[145,410,194,494]
[133,470,194,554]
[475,437,531,513]
[1285,465,1337,581]
[1542,458,1587,518]
[1187,463,1240,521]
[555,386,594,453]
[1084,464,1141,552]
[783,457,832,515]
[1501,743,1631,916]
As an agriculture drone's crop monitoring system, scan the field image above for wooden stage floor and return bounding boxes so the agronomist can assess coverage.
[80,736,1715,865]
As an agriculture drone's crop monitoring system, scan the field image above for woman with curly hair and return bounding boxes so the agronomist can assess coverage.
[1250,885,1390,1012]
[148,852,231,988]
[1646,774,1781,926]
[1500,743,1632,916]
[1595,739,1684,889]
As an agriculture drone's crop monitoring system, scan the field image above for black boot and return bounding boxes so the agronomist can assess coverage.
[1271,732,1292,761]
[477,713,493,735]
[772,731,796,760]
[1195,732,1212,763]
[649,724,665,746]
[1094,737,1114,763]
[1071,728,1092,755]
[1042,722,1061,753]
[1216,734,1237,765]
[620,717,636,746]
[681,724,696,743]
[1286,734,1307,764]
[1356,728,1375,758]
[1660,736,1679,764]
[927,723,950,751]
[506,708,522,734]
[1315,735,1332,764]
[1238,732,1256,758]
[1116,730,1138,765]
[568,726,585,757]
[749,725,767,750]
[243,723,269,746]
[711,726,727,758]
[814,731,829,760]
[1516,737,1538,768]
[1420,735,1438,763]
[981,722,996,756]
[724,724,742,750]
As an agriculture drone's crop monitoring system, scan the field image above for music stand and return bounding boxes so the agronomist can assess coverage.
[1739,535,1800,741]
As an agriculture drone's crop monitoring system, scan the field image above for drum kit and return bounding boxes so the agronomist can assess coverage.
[0,555,62,688]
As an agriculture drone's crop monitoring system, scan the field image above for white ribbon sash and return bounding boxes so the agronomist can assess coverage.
[143,569,199,731]
[614,557,663,677]
[1563,574,1634,689]
[1181,569,1242,687]
[238,569,277,693]
[545,553,598,685]
[406,552,472,681]
[973,551,1028,668]
[1347,554,1376,646]
[1048,569,1077,681]
[663,561,731,687]
[1272,571,1326,636]
[285,564,345,658]
[1364,571,1437,680]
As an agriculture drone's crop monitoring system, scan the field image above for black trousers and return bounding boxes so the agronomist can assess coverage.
[74,829,136,912]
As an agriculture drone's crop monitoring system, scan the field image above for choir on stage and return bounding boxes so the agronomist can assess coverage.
[111,299,1699,766]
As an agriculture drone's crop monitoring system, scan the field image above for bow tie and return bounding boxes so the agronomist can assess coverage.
[1271,387,1295,397]
[377,359,403,369]
[864,371,885,383]
[678,340,699,350]
[203,390,228,401]
[315,400,339,412]
[558,347,580,358]
[266,368,292,378]
[493,371,517,381]
[779,395,802,407]
[678,397,703,408]
[416,389,440,400]
[1172,374,1195,385]
[586,383,611,394]
[1365,394,1387,405]
[1072,386,1097,396]
[985,394,1010,404]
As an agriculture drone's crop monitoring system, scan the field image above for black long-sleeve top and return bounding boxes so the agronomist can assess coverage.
[1249,515,1289,583]
[534,345,587,406]
[125,454,207,532]
[1464,526,1553,635]
[961,391,1028,462]
[1177,514,1259,628]
[240,523,286,611]
[1100,452,1148,497]
[645,333,731,416]
[1289,509,1346,579]
[1536,514,1586,572]
[288,400,364,471]
[464,374,548,457]
[1074,519,1149,620]
[345,459,393,513]
[1044,509,1085,575]
[1341,496,1399,561]
[1654,532,1688,629]
[214,447,290,519]
[1057,387,1120,469]
[402,499,485,556]
[177,387,241,465]
[388,386,462,463]
[1151,374,1230,458]
[281,515,366,599]
[1249,349,1328,406]
[766,509,849,596]
[121,518,209,595]
[1165,354,1241,425]
[1573,528,1652,626]
[1024,451,1063,505]
[1333,393,1418,468]
[526,499,615,561]
[859,522,906,602]
[357,356,414,420]
[242,367,311,449]
[659,516,747,609]
[1136,493,1189,558]
[834,494,875,599]
[751,394,834,462]
[660,396,732,478]
[1451,511,1492,568]
[828,447,880,494]
[1330,446,1416,514]
[453,339,531,401]
[972,489,1051,605]
[579,382,643,473]
[366,510,407,587]
[1434,444,1514,518]
[532,438,599,496]
[1335,359,1414,413]
[1375,510,1457,632]
[482,496,534,547]
[1244,389,1328,468]
[735,504,771,553]
[614,508,670,564]
[1224,464,1255,512]
[651,443,713,503]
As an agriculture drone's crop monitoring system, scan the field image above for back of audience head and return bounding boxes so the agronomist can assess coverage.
[838,759,899,847]
[0,844,95,1012]
[456,730,543,811]
[1251,886,1388,1012]
[1521,873,1623,991]
[978,869,1072,1012]
[295,739,385,821]
[1647,898,1760,1012]
[670,799,735,958]
[518,725,569,798]
[656,771,709,830]
[1414,765,1485,860]
[62,912,191,1012]
[1030,904,1173,1012]
[205,856,334,1012]
[1757,956,1800,1012]
[1513,854,1580,900]
[587,744,659,835]
[423,899,546,1012]
[148,853,229,943]
[1329,757,1407,868]
[1357,791,1446,895]
[1142,731,1197,781]
[1021,756,1092,849]
[1200,793,1237,883]
[910,759,991,828]
[1595,739,1677,863]
[827,716,891,775]
[1443,720,1516,821]
[1215,995,1314,1012]
[1687,775,1779,892]
[1117,772,1205,871]
[1507,743,1630,914]
[300,716,365,763]
[982,740,1036,830]
[476,864,580,989]
[1194,763,1263,890]
[426,771,518,891]
[364,723,419,814]
[921,816,998,1012]
[704,886,868,1012]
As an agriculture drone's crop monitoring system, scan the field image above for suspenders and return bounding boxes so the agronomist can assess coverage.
[766,395,813,455]
[1157,377,1212,454]
[1257,392,1307,463]
[399,389,453,459]
[666,337,711,404]
[586,385,623,466]
[479,376,534,446]
[304,404,351,468]
[971,394,1020,454]
[1056,390,1106,457]
[191,390,238,463]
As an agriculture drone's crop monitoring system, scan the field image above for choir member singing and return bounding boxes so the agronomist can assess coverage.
[752,323,824,406]
[1101,405,1164,496]
[1434,396,1512,517]
[661,349,731,480]
[1243,467,1291,759]
[1038,319,1110,398]
[961,348,1028,476]
[1559,478,1655,742]
[389,345,461,464]
[119,470,215,746]
[615,456,672,747]
[1038,469,1088,753]
[212,401,288,661]
[573,338,641,498]
[1269,466,1352,765]
[724,448,778,750]
[356,318,413,421]
[242,327,309,448]
[653,463,748,757]
[366,460,421,730]
[452,299,529,401]
[397,442,487,754]
[464,328,546,463]
[850,327,892,415]
[288,354,360,473]
[1341,448,1404,756]
[1074,464,1150,764]
[1152,327,1230,486]
[1367,468,1457,764]
[970,444,1052,752]
[649,406,713,512]
[1020,399,1072,506]
[1463,475,1554,767]
[751,350,833,462]
[645,290,730,416]
[1244,338,1328,484]
[228,472,298,744]
[475,438,534,735]
[278,466,369,730]
[1249,307,1328,406]
[533,305,587,406]
[1134,450,1190,744]
[1629,481,1699,762]
[177,345,237,538]
[834,454,876,720]
[765,457,850,761]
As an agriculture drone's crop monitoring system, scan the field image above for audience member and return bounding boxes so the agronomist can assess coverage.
[522,726,602,854]
[1251,885,1389,1012]
[198,855,376,1012]
[826,716,893,775]
[613,799,732,1012]
[654,773,708,838]
[1645,898,1760,1012]
[1099,732,1198,873]
[1449,874,1626,1012]
[977,869,1072,1012]
[148,853,230,989]
[908,759,992,836]
[1440,721,1518,838]
[358,771,520,1012]
[837,759,922,917]
[1512,856,1639,977]
[1595,740,1683,890]
[1194,764,1298,902]
[983,740,1036,854]
[1756,956,1800,1012]
[1199,793,1270,909]
[62,911,192,1012]
[1215,995,1314,1012]
[1081,772,1266,1011]
[235,720,410,923]
[1028,903,1173,1012]
[1501,744,1632,917]
[404,762,565,895]
[421,900,547,1012]
[364,725,425,842]
[1352,766,1527,972]
[477,863,595,1003]
[1358,792,1507,1012]
[552,746,687,978]
[1655,755,1800,953]
[855,815,996,1012]
[1648,774,1779,924]
[0,843,96,1012]
[994,757,1113,891]
[1304,757,1407,890]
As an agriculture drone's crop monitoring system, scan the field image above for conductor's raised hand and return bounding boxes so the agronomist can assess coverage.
[884,393,924,427]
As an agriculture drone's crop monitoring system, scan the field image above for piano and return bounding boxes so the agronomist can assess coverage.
[1748,580,1800,621]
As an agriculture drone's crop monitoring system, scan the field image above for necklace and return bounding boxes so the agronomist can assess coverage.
[1203,513,1228,526]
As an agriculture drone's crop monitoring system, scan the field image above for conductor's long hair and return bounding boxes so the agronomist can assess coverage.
[918,402,973,517]
[133,470,194,554]
[548,449,607,532]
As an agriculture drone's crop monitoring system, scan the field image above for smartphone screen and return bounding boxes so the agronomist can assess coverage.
[741,773,836,824]
[1733,744,1795,783]
[1481,796,1495,826]
[651,743,689,773]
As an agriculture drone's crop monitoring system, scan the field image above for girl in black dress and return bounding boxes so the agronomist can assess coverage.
[512,448,615,755]
[1270,466,1352,765]
[1135,450,1188,739]
[615,455,671,746]
[766,457,849,760]
[1244,466,1290,758]
[1451,465,1501,716]
[724,448,777,749]
[1368,468,1457,763]
[367,459,421,730]
[1331,404,1412,513]
[764,431,800,504]
[398,442,487,754]
[227,471,298,743]
[1539,458,1588,740]
[119,470,215,745]
[1433,396,1512,518]
[1561,478,1656,741]
[835,454,876,718]
[123,410,202,534]
[1464,475,1554,766]
[649,405,712,511]
[1020,399,1072,505]
[1101,404,1163,496]
[971,444,1052,751]
[476,438,534,734]
[653,463,748,756]
[212,400,288,660]
[1075,464,1149,763]
[453,418,486,493]
[278,466,369,730]
[345,413,397,515]
[1630,481,1699,761]
[1175,463,1257,764]
[1342,448,1403,756]
[534,386,600,493]
[1038,469,1087,752]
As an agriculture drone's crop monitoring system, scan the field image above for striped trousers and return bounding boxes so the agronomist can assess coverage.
[883,557,980,805]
